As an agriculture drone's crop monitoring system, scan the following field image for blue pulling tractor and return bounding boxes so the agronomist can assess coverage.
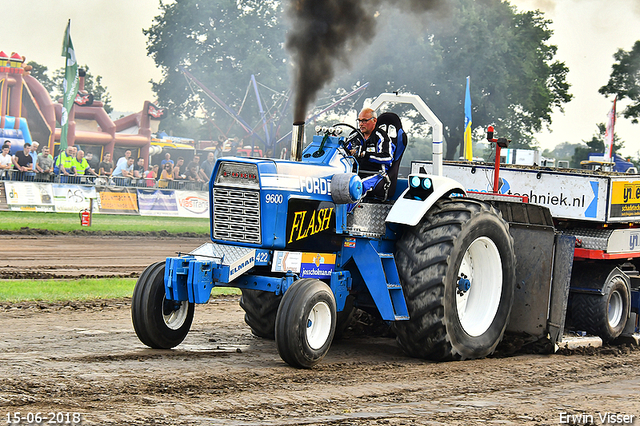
[131,93,581,368]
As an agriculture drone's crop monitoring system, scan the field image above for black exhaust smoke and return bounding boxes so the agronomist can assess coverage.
[286,0,445,123]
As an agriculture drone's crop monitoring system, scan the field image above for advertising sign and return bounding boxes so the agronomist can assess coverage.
[137,189,179,216]
[4,182,55,212]
[52,184,97,213]
[97,187,138,214]
[272,251,336,279]
[175,191,209,218]
[610,178,640,220]
[412,162,608,222]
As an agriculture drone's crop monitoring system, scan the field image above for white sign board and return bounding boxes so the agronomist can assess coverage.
[413,162,608,222]
[4,182,55,212]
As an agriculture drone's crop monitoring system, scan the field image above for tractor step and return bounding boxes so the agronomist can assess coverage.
[351,239,409,321]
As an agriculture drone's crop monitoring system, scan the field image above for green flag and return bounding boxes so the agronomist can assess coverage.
[60,19,78,153]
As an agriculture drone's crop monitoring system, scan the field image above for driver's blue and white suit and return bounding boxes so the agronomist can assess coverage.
[347,127,394,197]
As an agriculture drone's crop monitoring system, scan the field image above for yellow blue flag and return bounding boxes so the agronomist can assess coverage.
[60,19,79,153]
[464,76,472,161]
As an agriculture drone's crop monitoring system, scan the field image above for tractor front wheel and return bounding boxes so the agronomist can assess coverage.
[131,261,194,349]
[275,279,337,368]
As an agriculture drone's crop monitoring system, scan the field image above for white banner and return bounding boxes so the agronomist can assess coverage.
[4,182,55,212]
[137,189,179,217]
[175,190,209,218]
[52,184,97,213]
[412,162,609,222]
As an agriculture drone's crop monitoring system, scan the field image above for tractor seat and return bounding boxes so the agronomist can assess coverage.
[369,112,408,201]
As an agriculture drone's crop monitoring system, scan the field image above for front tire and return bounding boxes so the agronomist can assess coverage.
[393,198,516,361]
[131,261,194,349]
[275,279,337,368]
[571,269,630,342]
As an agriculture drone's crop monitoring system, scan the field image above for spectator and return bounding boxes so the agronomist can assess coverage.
[200,151,215,182]
[36,145,54,178]
[55,146,75,176]
[0,144,12,179]
[229,137,239,156]
[158,162,173,188]
[85,152,99,171]
[160,152,173,167]
[12,142,34,180]
[190,154,207,181]
[98,152,114,176]
[73,150,96,176]
[116,149,132,169]
[144,164,158,187]
[3,140,11,152]
[133,157,146,178]
[173,157,185,180]
[185,162,204,183]
[29,141,39,171]
[113,156,135,185]
[113,156,135,177]
[212,141,223,161]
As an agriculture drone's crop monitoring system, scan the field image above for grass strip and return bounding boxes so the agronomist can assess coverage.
[0,211,209,234]
[0,278,240,302]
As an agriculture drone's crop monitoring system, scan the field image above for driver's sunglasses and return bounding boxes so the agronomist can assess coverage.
[356,117,374,123]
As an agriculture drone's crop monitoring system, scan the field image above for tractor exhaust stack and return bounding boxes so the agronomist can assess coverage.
[291,121,305,161]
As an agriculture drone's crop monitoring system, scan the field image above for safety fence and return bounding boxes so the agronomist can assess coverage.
[0,169,208,192]
[0,181,209,218]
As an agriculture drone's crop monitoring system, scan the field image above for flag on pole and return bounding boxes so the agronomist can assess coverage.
[603,96,617,162]
[60,19,79,154]
[464,76,472,161]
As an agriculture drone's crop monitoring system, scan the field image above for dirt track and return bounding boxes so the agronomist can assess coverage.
[0,234,207,279]
[1,235,639,425]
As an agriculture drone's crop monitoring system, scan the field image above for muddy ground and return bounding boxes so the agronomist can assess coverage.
[1,235,639,425]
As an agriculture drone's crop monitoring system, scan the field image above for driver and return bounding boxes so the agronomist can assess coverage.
[348,107,394,198]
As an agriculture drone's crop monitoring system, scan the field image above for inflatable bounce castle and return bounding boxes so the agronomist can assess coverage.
[0,50,165,166]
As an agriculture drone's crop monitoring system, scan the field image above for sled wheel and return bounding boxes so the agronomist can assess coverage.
[571,269,630,342]
[393,198,516,361]
[131,261,194,349]
[275,279,337,368]
[240,289,282,339]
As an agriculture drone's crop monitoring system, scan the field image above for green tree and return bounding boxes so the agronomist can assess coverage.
[599,40,640,123]
[337,0,572,159]
[144,0,288,140]
[25,61,112,113]
[26,61,55,93]
[52,65,113,114]
[571,123,624,168]
[144,0,571,156]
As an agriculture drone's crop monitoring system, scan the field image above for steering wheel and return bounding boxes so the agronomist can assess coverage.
[333,123,365,153]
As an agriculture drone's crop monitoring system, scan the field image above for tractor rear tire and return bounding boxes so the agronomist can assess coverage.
[131,261,194,349]
[240,289,282,339]
[393,198,516,361]
[275,279,337,368]
[571,269,630,342]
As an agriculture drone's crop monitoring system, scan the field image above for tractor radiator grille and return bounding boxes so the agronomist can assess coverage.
[213,187,261,244]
